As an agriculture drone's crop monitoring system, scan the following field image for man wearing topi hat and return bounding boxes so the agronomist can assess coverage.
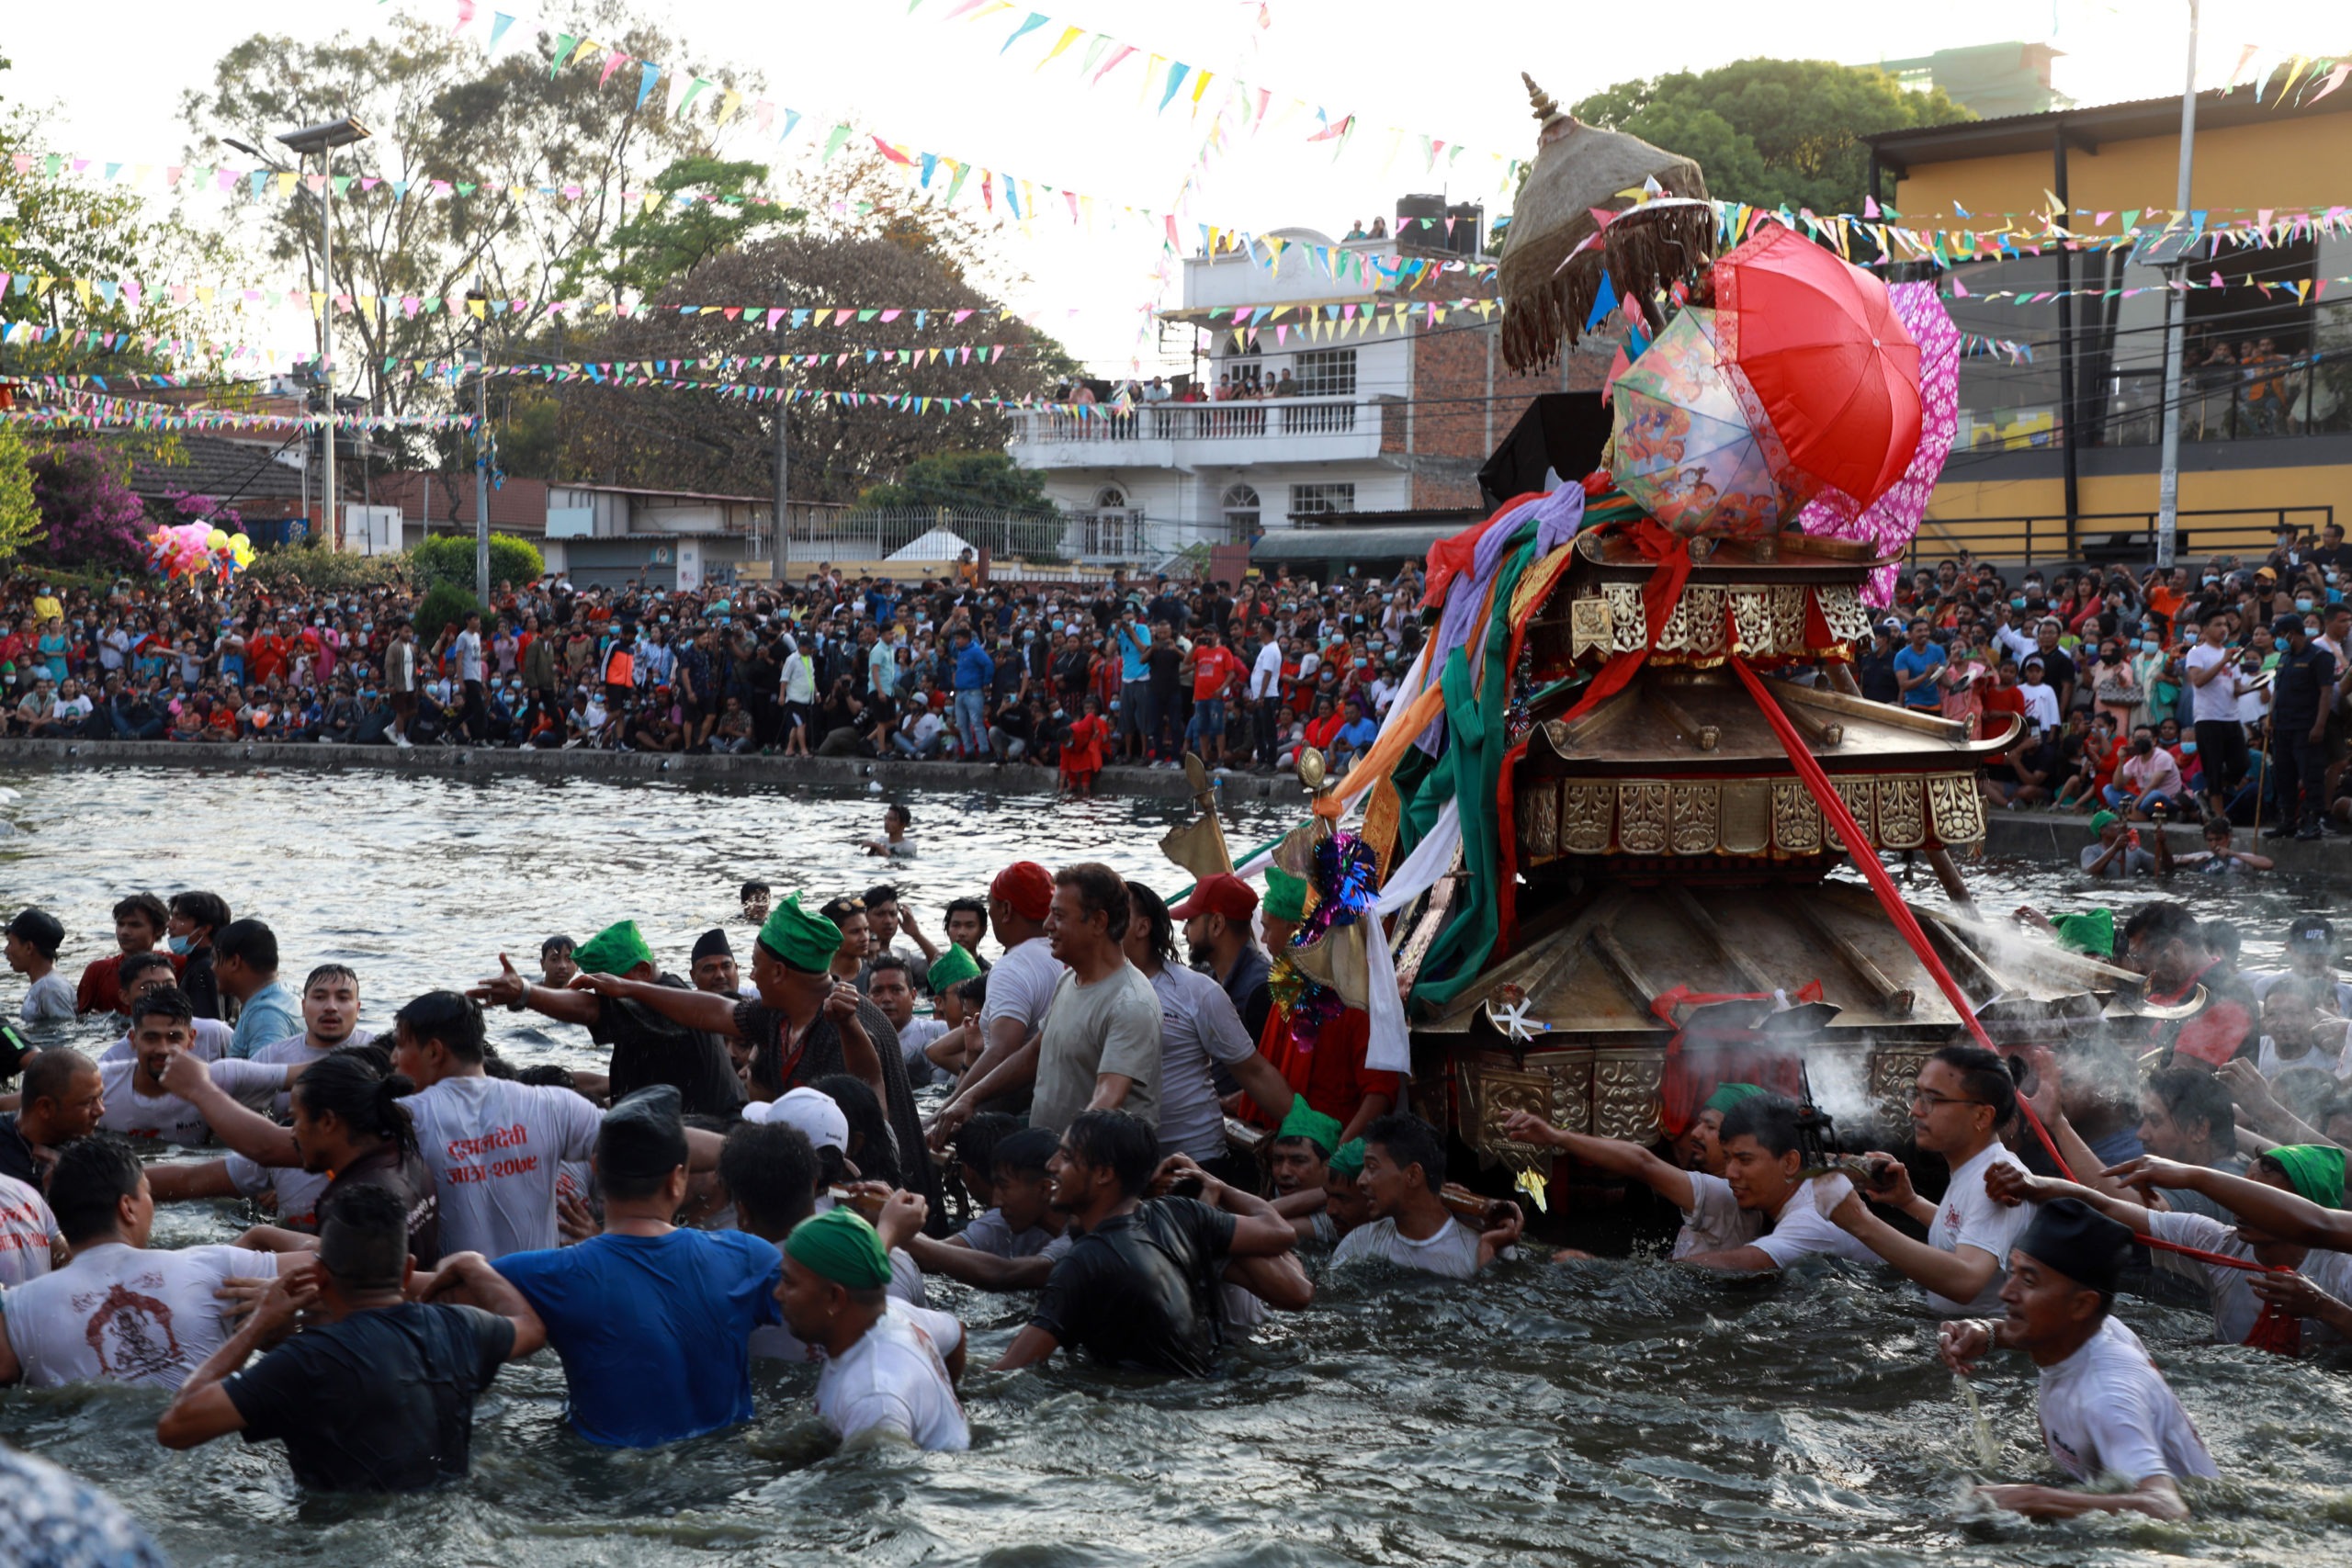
[1935,1198,2216,1519]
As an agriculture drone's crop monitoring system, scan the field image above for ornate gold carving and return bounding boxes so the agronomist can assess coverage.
[1869,1048,1935,1127]
[1668,782,1720,855]
[1459,1060,1558,1168]
[1593,1048,1665,1143]
[1602,583,1645,653]
[1569,593,1612,660]
[1561,782,1613,852]
[1721,781,1770,853]
[1772,779,1823,853]
[1539,1053,1595,1135]
[1521,777,1561,862]
[1815,583,1872,645]
[1770,584,1808,651]
[1878,776,1927,850]
[1729,586,1773,654]
[1617,782,1669,854]
[1928,772,1986,844]
[1658,585,1728,657]
[1835,777,1876,841]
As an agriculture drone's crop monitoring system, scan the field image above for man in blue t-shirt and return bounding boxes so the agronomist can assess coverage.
[458,1087,782,1448]
[1114,605,1153,763]
[1892,618,1947,711]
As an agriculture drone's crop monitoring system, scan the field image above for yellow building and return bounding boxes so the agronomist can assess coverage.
[1868,87,2351,565]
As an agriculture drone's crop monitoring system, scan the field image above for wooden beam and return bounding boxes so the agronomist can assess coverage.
[1587,925,1666,1014]
[1786,898,1916,1017]
[1661,884,1776,992]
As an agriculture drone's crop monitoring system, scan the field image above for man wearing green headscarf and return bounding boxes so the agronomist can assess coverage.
[567,894,944,1225]
[779,1208,969,1451]
[472,919,743,1118]
[1501,1084,1770,1260]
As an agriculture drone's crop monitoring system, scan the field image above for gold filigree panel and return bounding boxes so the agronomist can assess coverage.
[1835,777,1876,840]
[1517,773,1981,858]
[1618,782,1670,854]
[1729,586,1774,654]
[1561,782,1613,852]
[1668,782,1720,855]
[1816,584,1872,645]
[1459,1059,1557,1169]
[1772,779,1823,853]
[1878,776,1927,850]
[1869,1048,1934,1127]
[1570,593,1613,661]
[1928,772,1986,844]
[1593,1049,1665,1144]
[1602,583,1646,654]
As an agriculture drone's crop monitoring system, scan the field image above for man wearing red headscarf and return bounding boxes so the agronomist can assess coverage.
[925,862,1067,1145]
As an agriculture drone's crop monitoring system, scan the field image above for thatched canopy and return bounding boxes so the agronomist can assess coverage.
[1498,74,1710,373]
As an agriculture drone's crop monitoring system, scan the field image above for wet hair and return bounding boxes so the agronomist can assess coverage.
[814,1073,899,1188]
[2199,919,2241,964]
[719,1121,818,1233]
[168,890,231,934]
[516,1063,577,1089]
[952,1111,1020,1179]
[990,1125,1060,1181]
[1062,1109,1159,1199]
[317,1182,411,1292]
[1123,881,1178,966]
[1053,863,1130,941]
[112,893,169,933]
[884,803,911,829]
[2144,1065,2234,1149]
[20,1048,94,1111]
[48,1134,144,1245]
[118,950,176,989]
[1363,1112,1447,1190]
[864,884,901,908]
[866,953,914,987]
[1928,1043,2022,1128]
[953,974,989,1013]
[294,1052,418,1158]
[2122,900,2200,954]
[820,895,866,926]
[542,935,576,958]
[126,985,196,1033]
[739,881,770,902]
[944,897,988,928]
[212,918,279,973]
[303,964,359,994]
[394,990,487,1063]
[1719,1094,1804,1159]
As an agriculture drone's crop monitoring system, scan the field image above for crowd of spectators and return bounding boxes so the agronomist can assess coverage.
[0,558,1423,776]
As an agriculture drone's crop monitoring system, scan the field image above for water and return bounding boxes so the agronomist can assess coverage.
[3,765,2349,1568]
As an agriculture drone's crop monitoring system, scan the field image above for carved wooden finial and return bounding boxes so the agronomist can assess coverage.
[1523,73,1561,122]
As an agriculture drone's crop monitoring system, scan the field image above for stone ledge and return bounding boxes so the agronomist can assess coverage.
[1980,807,2352,886]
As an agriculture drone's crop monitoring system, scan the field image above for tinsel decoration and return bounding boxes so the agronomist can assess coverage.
[1303,831,1379,940]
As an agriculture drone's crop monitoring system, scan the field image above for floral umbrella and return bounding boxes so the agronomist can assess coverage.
[1609,307,1788,539]
[1796,282,1962,605]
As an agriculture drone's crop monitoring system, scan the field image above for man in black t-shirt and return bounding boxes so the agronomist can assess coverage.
[155,1185,541,1491]
[2267,613,2337,840]
[1145,623,1186,764]
[995,1110,1297,1377]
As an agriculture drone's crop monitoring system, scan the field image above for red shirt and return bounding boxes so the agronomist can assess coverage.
[1190,646,1241,702]
[1243,1005,1401,1130]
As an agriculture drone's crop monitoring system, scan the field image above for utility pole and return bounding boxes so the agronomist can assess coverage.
[318,142,339,549]
[2154,0,2200,570]
[469,288,491,605]
[773,360,790,587]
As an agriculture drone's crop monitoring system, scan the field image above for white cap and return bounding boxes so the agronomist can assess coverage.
[742,1086,848,1153]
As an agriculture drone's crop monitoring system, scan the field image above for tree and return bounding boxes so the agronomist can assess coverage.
[562,155,807,301]
[1574,59,1973,215]
[0,423,40,567]
[27,441,148,571]
[409,533,544,596]
[854,452,1053,515]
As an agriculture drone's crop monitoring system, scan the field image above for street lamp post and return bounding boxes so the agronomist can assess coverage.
[233,118,371,550]
[467,289,490,606]
[2154,3,2200,570]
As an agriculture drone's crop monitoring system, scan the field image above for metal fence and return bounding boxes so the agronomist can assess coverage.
[1905,505,2336,570]
[778,506,1236,570]
[1011,396,1368,445]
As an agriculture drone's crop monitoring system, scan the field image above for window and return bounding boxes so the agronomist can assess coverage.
[1289,483,1354,524]
[1093,487,1129,511]
[1294,348,1357,398]
[1222,483,1261,539]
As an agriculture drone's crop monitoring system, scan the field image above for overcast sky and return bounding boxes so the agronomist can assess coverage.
[6,0,2346,371]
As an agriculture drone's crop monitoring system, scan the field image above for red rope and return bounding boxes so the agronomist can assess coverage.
[1726,655,2287,1317]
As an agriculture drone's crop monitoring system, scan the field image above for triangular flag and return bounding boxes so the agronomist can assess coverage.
[1159,62,1191,112]
[548,34,582,75]
[635,62,661,109]
[487,11,515,51]
[1002,11,1049,53]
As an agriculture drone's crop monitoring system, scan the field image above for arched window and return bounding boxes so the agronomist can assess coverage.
[1094,486,1128,511]
[1222,482,1261,537]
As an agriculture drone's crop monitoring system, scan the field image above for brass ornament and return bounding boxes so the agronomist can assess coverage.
[1815,583,1873,645]
[1522,778,1561,861]
[1728,586,1773,654]
[1569,592,1614,661]
[1928,772,1987,844]
[1617,781,1670,854]
[1772,779,1824,853]
[1878,776,1928,850]
[1561,782,1614,852]
[1668,782,1721,855]
[1602,582,1646,653]
[1592,1048,1665,1143]
[1720,780,1771,853]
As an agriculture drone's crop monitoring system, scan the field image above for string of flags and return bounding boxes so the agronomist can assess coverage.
[5,344,1026,393]
[5,389,481,434]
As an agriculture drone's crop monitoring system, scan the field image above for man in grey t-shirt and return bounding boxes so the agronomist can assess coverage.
[1027,865,1162,1135]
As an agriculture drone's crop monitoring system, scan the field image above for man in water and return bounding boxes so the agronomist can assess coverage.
[248,965,368,1111]
[1171,873,1272,1043]
[1330,1113,1521,1278]
[866,956,944,1088]
[1937,1198,2216,1518]
[0,1135,286,1390]
[2132,1066,2249,1222]
[539,935,579,990]
[74,892,169,1018]
[779,1207,969,1451]
[994,1110,1295,1375]
[689,929,752,998]
[154,1184,536,1490]
[214,919,301,1061]
[1264,1099,1340,1242]
[1502,1083,1766,1258]
[741,882,772,926]
[5,908,74,1022]
[474,920,743,1118]
[926,864,1063,1143]
[166,890,230,1021]
[1679,1096,1882,1273]
[430,1087,783,1448]
[903,1125,1070,1291]
[0,1048,105,1186]
[94,987,301,1147]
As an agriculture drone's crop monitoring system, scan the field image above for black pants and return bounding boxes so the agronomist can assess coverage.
[462,679,487,742]
[2271,727,2325,827]
[2193,719,2248,803]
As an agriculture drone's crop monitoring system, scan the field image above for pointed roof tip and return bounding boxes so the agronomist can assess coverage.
[1522,73,1561,121]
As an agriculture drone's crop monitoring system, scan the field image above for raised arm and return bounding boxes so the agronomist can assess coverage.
[2104,1154,2352,1250]
[156,1268,318,1450]
[1498,1109,1697,1213]
[564,970,743,1037]
[469,953,602,1027]
[158,1051,300,1168]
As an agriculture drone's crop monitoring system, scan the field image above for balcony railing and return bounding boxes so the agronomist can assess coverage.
[1012,396,1365,445]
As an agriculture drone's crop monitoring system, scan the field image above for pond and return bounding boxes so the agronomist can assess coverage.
[0,764,2345,1568]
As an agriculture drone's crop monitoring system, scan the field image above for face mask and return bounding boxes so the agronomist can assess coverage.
[168,934,192,955]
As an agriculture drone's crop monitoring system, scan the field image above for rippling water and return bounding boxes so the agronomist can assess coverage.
[2,764,2348,1567]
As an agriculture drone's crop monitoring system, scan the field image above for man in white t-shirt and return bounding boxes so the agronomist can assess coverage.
[97,952,232,1066]
[2182,615,2250,818]
[930,863,1066,1145]
[1329,1113,1520,1279]
[781,1207,968,1450]
[249,964,369,1116]
[1503,1082,1769,1261]
[1679,1096,1881,1274]
[96,987,300,1146]
[0,1170,61,1287]
[0,1136,284,1391]
[1938,1198,2214,1520]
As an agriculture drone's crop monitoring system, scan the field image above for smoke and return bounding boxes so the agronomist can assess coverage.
[1799,1038,1889,1149]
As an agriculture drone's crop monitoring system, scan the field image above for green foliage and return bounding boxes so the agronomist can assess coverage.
[243,543,409,597]
[565,155,806,300]
[853,452,1056,516]
[1573,59,1973,215]
[408,532,545,595]
[413,581,482,645]
[0,423,40,565]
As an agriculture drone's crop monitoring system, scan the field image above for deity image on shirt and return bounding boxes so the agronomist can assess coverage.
[79,1281,182,1382]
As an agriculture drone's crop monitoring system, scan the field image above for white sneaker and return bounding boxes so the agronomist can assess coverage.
[392,732,413,750]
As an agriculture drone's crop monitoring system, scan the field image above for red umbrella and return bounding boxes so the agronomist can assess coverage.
[1713,223,1921,510]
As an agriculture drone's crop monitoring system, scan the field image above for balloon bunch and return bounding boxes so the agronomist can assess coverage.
[145,521,256,582]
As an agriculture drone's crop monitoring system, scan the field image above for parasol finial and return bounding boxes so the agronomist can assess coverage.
[1522,73,1562,124]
